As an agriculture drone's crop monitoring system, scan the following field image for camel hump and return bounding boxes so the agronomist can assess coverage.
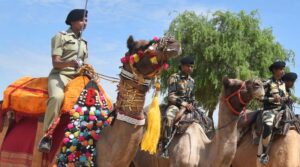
[1,76,113,116]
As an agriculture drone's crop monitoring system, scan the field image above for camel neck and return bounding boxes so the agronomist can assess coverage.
[115,77,147,119]
[208,99,239,167]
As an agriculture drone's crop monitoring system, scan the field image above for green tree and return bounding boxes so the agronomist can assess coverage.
[161,10,295,118]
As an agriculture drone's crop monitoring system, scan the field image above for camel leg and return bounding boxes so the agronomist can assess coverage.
[96,120,143,167]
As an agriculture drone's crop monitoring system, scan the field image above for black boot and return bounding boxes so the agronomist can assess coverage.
[160,125,173,158]
[259,146,269,165]
[38,136,52,153]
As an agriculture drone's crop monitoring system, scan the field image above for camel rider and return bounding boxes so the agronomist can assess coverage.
[162,56,195,155]
[282,72,298,111]
[258,60,288,164]
[38,9,88,153]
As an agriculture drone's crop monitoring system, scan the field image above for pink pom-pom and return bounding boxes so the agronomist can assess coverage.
[75,106,82,112]
[63,137,70,144]
[86,152,91,157]
[153,36,159,42]
[89,115,96,121]
[163,63,169,70]
[68,154,74,161]
[92,134,100,140]
[100,96,105,101]
[129,56,134,63]
[79,136,85,142]
[67,123,74,130]
[121,56,127,64]
[137,50,144,58]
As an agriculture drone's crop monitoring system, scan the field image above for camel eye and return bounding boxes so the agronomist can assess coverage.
[254,82,261,87]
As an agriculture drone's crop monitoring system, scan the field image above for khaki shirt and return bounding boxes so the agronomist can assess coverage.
[167,71,195,107]
[50,28,88,76]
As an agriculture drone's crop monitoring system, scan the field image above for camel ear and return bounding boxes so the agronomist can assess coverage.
[222,76,230,87]
[127,35,135,51]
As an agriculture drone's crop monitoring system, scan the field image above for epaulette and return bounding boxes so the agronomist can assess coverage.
[59,31,67,35]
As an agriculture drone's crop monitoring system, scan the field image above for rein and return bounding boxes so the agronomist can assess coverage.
[223,82,249,116]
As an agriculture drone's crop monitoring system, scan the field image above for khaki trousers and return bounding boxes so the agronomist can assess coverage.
[43,73,72,132]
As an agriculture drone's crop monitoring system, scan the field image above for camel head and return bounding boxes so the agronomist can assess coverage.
[222,77,265,115]
[122,35,181,81]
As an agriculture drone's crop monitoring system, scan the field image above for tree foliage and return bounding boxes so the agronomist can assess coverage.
[161,10,295,118]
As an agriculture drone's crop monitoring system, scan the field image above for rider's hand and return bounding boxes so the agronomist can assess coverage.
[186,103,194,111]
[273,94,281,102]
[71,58,83,68]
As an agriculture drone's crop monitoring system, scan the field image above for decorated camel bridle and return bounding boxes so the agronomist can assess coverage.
[223,82,251,117]
[120,36,169,86]
[115,36,173,126]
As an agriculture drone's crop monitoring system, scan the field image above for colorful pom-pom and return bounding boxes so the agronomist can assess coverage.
[63,138,70,144]
[67,124,74,130]
[129,55,135,64]
[163,63,169,70]
[153,36,159,41]
[133,53,140,62]
[138,50,144,58]
[150,57,158,64]
[68,154,74,162]
[121,56,127,64]
[89,115,96,121]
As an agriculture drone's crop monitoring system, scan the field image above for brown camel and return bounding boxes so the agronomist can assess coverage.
[96,35,181,167]
[133,77,265,167]
[232,120,300,167]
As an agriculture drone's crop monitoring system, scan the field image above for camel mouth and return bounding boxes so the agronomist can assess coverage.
[253,92,265,101]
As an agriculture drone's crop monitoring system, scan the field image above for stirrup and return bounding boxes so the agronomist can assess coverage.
[259,153,269,165]
[38,136,52,153]
[160,149,169,159]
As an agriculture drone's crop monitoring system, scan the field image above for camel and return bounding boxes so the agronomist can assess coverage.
[96,35,181,167]
[232,116,300,167]
[133,77,265,167]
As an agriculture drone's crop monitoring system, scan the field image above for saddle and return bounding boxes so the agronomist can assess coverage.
[237,106,300,146]
[175,108,213,134]
[159,104,212,140]
[1,76,113,117]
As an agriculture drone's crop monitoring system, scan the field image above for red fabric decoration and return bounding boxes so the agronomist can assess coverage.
[85,88,96,106]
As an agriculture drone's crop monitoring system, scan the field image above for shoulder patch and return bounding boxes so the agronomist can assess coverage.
[59,31,67,35]
[168,74,178,84]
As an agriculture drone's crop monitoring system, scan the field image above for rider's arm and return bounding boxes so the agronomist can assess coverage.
[52,55,77,69]
[82,40,88,65]
[51,33,78,69]
[190,80,196,104]
[261,81,282,103]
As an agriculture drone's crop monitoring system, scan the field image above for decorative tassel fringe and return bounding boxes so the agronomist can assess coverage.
[141,83,161,154]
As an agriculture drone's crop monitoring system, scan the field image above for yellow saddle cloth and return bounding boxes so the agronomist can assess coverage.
[1,76,112,116]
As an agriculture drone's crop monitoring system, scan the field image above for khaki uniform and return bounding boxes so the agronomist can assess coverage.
[165,71,195,126]
[43,28,88,132]
[258,77,287,155]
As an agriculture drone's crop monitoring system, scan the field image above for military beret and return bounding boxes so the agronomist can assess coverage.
[180,56,194,65]
[65,9,88,25]
[269,60,286,72]
[282,72,298,82]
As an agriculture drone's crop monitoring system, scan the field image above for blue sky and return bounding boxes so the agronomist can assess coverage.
[0,0,299,113]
